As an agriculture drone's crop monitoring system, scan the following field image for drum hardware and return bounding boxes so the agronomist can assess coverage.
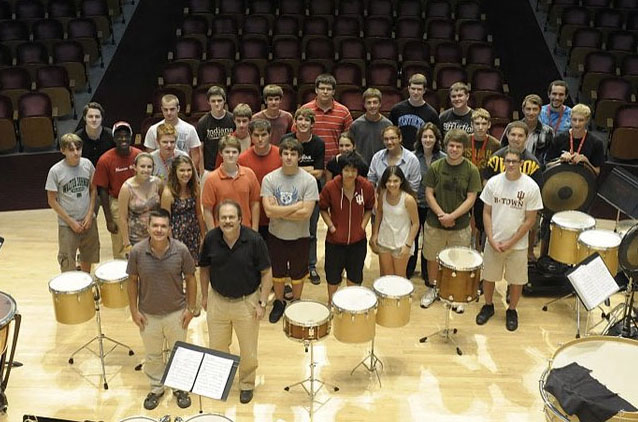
[419,302,463,356]
[350,338,383,387]
[0,291,20,414]
[283,340,339,418]
[62,277,135,390]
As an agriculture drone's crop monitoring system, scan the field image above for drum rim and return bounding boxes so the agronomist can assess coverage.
[331,286,378,313]
[48,272,94,295]
[437,246,483,271]
[372,278,415,299]
[577,229,622,250]
[283,300,332,327]
[95,259,129,283]
[550,211,596,230]
[0,291,17,327]
[119,417,159,421]
[541,336,638,417]
[184,413,234,421]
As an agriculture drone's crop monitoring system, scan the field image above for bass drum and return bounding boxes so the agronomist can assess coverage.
[542,160,596,213]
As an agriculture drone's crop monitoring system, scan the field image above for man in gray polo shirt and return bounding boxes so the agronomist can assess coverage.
[127,209,197,410]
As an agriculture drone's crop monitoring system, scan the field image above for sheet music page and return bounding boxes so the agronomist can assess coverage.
[163,347,203,391]
[192,352,235,399]
[568,257,620,310]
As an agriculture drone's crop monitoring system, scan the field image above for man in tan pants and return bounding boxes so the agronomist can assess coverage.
[199,199,273,405]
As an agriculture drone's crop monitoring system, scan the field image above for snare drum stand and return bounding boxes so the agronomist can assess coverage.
[419,302,463,356]
[284,340,339,417]
[350,338,383,386]
[68,287,134,389]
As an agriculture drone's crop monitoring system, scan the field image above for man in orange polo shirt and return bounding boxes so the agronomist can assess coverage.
[202,135,261,231]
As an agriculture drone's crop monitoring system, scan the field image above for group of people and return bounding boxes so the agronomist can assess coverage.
[44,73,606,408]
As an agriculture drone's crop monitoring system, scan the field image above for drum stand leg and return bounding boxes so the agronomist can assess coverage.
[284,341,339,417]
[0,313,21,414]
[68,297,135,389]
[419,303,463,356]
[350,338,383,387]
[541,292,575,312]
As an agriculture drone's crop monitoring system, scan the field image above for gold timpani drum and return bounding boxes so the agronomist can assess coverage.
[576,229,622,275]
[48,272,95,324]
[0,292,17,356]
[549,211,596,265]
[95,260,130,308]
[331,286,377,343]
[372,275,414,328]
[437,247,483,303]
[283,300,331,342]
[540,337,638,422]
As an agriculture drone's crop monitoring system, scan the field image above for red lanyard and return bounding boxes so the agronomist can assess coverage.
[471,134,488,166]
[547,105,565,133]
[569,129,587,155]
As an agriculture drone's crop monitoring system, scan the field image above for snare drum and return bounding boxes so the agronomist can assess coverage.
[437,247,483,303]
[576,229,622,275]
[373,276,414,328]
[331,286,377,343]
[95,260,129,308]
[120,417,158,422]
[540,337,638,422]
[283,300,331,342]
[48,271,95,324]
[185,414,234,421]
[549,211,596,265]
[0,292,17,356]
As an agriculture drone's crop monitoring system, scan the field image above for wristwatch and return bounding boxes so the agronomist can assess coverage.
[258,300,267,308]
[187,305,197,314]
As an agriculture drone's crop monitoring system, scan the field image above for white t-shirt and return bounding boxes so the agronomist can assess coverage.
[480,172,543,250]
[144,118,201,153]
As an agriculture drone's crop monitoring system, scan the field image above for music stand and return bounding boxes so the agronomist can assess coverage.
[162,341,239,414]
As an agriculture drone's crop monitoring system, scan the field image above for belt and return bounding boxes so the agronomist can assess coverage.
[214,290,257,302]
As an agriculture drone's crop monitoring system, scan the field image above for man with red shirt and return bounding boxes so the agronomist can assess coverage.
[299,73,353,163]
[319,152,375,302]
[93,121,142,259]
[238,119,282,239]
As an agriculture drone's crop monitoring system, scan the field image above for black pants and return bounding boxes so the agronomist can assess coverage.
[406,206,428,281]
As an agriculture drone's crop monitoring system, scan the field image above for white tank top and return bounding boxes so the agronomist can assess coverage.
[378,191,412,251]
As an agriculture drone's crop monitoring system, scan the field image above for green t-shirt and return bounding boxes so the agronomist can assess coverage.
[424,158,482,230]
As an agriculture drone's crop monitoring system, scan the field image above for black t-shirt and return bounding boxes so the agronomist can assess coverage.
[545,130,605,168]
[199,226,271,298]
[483,147,544,187]
[76,127,115,167]
[196,112,235,171]
[281,132,325,191]
[439,108,474,136]
[389,100,441,151]
[326,153,369,179]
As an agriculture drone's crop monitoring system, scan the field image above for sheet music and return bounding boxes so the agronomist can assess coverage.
[568,256,620,310]
[192,353,235,399]
[163,346,204,391]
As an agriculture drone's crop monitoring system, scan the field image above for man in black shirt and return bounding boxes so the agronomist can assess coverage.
[197,86,235,173]
[545,104,604,176]
[76,102,114,167]
[199,199,272,405]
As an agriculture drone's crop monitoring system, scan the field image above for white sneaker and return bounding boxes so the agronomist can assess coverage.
[452,304,465,314]
[420,287,438,308]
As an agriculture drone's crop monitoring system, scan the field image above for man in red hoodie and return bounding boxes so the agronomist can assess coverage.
[319,152,376,302]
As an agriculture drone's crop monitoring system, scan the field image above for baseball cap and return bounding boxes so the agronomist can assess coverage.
[112,121,133,136]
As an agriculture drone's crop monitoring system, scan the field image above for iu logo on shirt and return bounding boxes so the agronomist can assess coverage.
[517,190,525,201]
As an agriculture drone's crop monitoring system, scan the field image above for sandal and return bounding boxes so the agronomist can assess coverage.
[143,391,164,410]
[173,390,191,409]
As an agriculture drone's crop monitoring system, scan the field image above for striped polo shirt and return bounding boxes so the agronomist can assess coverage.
[301,99,353,163]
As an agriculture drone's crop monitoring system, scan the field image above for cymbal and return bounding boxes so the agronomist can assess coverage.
[541,162,596,213]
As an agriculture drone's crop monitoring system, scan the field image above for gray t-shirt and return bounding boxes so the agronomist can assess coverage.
[260,168,319,240]
[45,157,95,226]
[150,148,188,181]
[350,114,393,165]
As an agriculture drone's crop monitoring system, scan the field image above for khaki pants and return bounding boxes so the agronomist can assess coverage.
[139,309,186,394]
[206,289,259,390]
[109,196,126,259]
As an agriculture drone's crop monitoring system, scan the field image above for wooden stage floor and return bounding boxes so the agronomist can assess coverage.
[0,209,627,422]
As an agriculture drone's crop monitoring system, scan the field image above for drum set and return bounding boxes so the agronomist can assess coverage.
[48,260,135,389]
[0,291,20,414]
[420,247,483,356]
[280,275,415,413]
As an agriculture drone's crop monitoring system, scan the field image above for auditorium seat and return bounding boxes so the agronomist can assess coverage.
[591,76,634,128]
[36,65,75,119]
[608,104,638,160]
[52,40,91,93]
[0,67,32,110]
[18,91,56,151]
[0,95,18,154]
